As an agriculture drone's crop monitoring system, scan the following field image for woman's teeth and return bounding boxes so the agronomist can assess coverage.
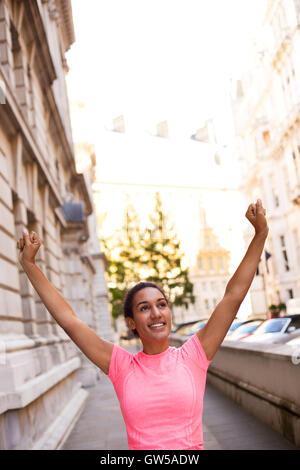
[149,323,165,329]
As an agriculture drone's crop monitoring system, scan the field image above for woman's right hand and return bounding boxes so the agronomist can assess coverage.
[16,229,42,265]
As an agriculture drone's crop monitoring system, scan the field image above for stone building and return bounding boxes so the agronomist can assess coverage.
[190,210,231,319]
[0,0,113,450]
[231,0,300,316]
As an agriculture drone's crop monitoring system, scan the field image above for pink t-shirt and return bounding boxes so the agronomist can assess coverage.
[108,334,212,450]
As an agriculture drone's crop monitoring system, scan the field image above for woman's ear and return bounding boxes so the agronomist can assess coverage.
[125,317,136,331]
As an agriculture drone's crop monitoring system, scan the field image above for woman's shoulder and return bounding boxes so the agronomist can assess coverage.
[177,334,212,369]
[108,343,136,382]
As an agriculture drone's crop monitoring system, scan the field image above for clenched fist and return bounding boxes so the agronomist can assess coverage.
[16,229,41,265]
[245,199,269,237]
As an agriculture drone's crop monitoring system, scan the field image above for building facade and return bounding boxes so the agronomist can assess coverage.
[231,0,300,316]
[190,214,231,319]
[0,0,113,450]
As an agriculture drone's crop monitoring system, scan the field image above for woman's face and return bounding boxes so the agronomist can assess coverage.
[128,287,172,343]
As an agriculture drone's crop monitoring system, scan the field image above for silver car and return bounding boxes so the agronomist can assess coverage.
[242,315,300,344]
[225,320,263,341]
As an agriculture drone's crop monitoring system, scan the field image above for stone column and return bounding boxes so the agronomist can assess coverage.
[0,0,14,86]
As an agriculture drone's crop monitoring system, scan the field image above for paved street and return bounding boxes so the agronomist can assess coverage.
[62,344,297,451]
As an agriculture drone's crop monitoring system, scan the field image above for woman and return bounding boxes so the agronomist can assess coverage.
[17,199,268,450]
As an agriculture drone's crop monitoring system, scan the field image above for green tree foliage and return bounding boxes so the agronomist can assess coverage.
[101,192,195,320]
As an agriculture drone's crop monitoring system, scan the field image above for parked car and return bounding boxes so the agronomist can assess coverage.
[225,319,247,337]
[173,318,209,336]
[225,320,263,341]
[184,319,209,336]
[242,315,300,344]
[171,319,202,334]
[285,335,300,346]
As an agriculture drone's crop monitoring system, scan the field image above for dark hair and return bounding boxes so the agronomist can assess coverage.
[123,282,168,338]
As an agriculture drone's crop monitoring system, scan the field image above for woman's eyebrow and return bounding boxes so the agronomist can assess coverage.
[136,297,165,307]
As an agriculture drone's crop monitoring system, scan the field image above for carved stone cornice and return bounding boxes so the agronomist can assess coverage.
[70,172,94,217]
[44,85,77,173]
[56,0,75,51]
[23,0,57,87]
[0,66,62,207]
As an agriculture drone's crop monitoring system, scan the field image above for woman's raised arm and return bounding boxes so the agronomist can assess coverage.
[197,199,269,362]
[17,229,114,374]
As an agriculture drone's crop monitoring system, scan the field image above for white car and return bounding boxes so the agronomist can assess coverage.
[225,320,263,341]
[242,315,300,344]
[285,335,300,346]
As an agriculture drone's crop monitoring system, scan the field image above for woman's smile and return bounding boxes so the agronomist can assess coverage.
[148,322,166,330]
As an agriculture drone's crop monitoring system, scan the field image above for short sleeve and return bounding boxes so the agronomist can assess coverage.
[179,334,212,370]
[108,344,133,384]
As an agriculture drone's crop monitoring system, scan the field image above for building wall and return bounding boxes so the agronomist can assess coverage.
[231,0,300,315]
[190,224,231,319]
[0,0,113,449]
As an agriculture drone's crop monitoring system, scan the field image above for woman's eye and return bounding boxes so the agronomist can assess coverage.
[159,303,167,308]
[141,305,149,311]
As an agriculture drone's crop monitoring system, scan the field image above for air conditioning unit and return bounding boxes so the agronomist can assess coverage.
[61,201,85,222]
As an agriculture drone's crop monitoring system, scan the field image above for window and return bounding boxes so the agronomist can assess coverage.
[287,288,293,299]
[199,257,204,272]
[293,229,300,269]
[290,316,300,330]
[218,256,224,273]
[280,235,290,271]
[270,174,280,208]
[204,299,209,310]
[208,257,214,273]
[263,130,270,147]
[253,318,289,335]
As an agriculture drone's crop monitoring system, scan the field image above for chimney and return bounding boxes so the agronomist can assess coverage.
[156,120,169,138]
[113,115,125,133]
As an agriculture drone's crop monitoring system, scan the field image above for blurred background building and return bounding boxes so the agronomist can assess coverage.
[88,115,250,326]
[0,0,113,450]
[231,0,300,317]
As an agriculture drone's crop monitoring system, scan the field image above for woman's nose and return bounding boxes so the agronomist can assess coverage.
[150,305,161,318]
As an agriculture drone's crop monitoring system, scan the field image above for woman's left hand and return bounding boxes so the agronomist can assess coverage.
[245,199,269,237]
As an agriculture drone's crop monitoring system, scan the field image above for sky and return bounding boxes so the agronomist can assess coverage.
[66,0,267,143]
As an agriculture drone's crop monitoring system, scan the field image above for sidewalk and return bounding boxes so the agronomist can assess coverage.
[61,343,297,451]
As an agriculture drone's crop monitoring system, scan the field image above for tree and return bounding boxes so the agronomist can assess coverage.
[101,192,195,322]
[140,192,195,311]
[101,202,142,319]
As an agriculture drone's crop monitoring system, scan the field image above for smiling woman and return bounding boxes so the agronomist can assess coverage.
[109,281,211,450]
[17,199,269,450]
[123,281,172,354]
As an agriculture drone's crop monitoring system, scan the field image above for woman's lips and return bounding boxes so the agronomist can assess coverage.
[148,322,166,330]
